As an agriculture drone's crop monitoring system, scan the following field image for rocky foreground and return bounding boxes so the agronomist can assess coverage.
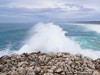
[0,52,100,75]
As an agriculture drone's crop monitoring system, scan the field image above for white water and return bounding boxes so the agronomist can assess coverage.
[16,22,100,59]
[86,24,100,33]
[18,22,81,54]
[0,22,100,59]
[73,23,100,33]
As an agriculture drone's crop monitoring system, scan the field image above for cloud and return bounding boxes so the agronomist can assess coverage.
[0,0,99,22]
[0,0,11,4]
[0,0,98,10]
[0,6,94,21]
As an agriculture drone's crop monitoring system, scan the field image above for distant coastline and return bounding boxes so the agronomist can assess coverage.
[74,21,100,24]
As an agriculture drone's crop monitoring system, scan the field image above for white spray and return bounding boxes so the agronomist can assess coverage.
[18,22,81,54]
[16,22,100,59]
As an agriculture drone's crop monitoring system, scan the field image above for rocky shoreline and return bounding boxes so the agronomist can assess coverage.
[0,52,100,75]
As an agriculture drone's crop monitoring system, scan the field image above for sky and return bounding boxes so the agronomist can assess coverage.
[0,0,100,23]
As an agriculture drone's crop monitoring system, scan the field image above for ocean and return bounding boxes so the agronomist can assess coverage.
[0,22,100,59]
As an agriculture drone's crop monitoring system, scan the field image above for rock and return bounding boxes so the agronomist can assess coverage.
[30,62,35,66]
[27,71,36,75]
[17,67,26,75]
[43,73,53,75]
[18,62,24,67]
[55,68,63,73]
[75,54,82,58]
[47,69,53,73]
[0,73,7,75]
[93,70,100,75]
[57,52,63,57]
[95,58,100,72]
[27,67,36,75]
[51,66,56,71]
[48,52,56,57]
[87,63,95,69]
[34,67,41,72]
[0,65,3,72]
[18,61,29,67]
[11,70,19,75]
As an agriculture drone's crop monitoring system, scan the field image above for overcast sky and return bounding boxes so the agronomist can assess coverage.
[0,0,100,23]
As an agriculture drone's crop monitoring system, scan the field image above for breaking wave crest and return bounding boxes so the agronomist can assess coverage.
[18,22,81,53]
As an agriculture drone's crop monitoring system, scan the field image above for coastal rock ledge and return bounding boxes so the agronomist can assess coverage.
[0,52,100,75]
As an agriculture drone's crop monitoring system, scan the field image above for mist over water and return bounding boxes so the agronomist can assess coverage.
[0,22,100,59]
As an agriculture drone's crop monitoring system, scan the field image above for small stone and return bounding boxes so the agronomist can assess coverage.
[34,67,41,72]
[55,68,62,73]
[47,69,53,73]
[18,61,29,67]
[57,52,63,57]
[87,63,95,69]
[17,67,26,75]
[75,53,81,56]
[51,66,56,71]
